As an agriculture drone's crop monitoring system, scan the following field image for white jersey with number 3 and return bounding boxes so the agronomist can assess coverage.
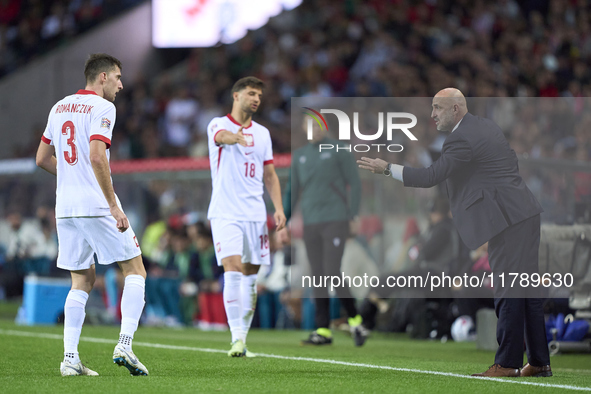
[207,114,274,222]
[42,90,117,218]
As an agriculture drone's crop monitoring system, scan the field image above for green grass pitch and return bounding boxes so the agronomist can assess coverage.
[0,319,590,393]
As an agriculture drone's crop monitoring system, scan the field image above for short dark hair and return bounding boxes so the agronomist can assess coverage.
[231,76,265,94]
[84,53,122,83]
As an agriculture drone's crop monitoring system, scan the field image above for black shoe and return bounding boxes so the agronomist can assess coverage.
[301,331,333,345]
[352,325,369,347]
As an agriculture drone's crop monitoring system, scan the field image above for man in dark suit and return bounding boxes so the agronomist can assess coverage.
[358,88,551,378]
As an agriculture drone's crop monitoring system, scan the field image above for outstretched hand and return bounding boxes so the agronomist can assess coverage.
[235,127,247,146]
[357,157,389,174]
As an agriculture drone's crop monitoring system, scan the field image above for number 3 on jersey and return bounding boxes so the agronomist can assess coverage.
[62,121,78,165]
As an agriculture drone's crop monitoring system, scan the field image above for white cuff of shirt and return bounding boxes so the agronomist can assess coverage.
[389,164,404,182]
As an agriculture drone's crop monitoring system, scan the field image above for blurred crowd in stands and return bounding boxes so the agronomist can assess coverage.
[0,0,144,78]
[13,0,591,162]
[0,207,57,298]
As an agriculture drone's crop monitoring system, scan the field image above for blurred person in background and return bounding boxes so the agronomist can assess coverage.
[186,220,225,329]
[280,117,368,347]
[256,216,290,329]
[164,86,199,156]
[398,196,460,280]
[359,195,463,333]
[383,217,421,275]
[0,210,53,298]
[450,242,495,326]
[142,218,171,326]
[92,262,123,324]
[26,206,58,276]
[145,219,195,327]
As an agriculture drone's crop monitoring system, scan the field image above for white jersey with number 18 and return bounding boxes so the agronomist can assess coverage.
[206,114,274,222]
[42,89,118,218]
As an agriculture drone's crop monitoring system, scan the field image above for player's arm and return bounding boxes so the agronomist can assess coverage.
[214,126,247,146]
[402,133,472,188]
[89,140,129,232]
[263,163,286,231]
[35,140,57,176]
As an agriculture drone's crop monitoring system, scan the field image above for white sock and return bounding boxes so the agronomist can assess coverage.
[223,271,243,342]
[119,274,145,351]
[63,289,89,364]
[240,274,258,343]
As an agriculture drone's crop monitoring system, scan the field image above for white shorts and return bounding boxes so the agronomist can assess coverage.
[210,218,270,266]
[56,216,142,271]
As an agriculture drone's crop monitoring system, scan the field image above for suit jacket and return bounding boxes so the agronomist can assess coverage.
[403,113,543,249]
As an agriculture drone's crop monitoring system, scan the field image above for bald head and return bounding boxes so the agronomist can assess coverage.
[431,87,468,132]
[435,88,467,103]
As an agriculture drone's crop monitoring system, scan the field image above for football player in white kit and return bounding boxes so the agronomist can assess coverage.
[36,54,149,376]
[207,77,286,357]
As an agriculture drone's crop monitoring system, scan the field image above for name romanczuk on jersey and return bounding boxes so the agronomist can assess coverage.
[55,103,94,115]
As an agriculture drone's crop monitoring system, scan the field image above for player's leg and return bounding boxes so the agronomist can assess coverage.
[83,215,147,375]
[238,220,269,355]
[322,221,368,346]
[222,255,245,356]
[61,267,99,376]
[211,218,247,356]
[56,218,99,376]
[65,268,95,363]
[240,262,260,356]
[114,254,149,375]
[301,223,333,345]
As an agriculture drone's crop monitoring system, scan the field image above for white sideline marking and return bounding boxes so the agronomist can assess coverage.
[556,369,591,375]
[1,329,590,391]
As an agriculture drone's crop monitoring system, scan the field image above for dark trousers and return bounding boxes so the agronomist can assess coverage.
[488,214,550,368]
[303,221,357,329]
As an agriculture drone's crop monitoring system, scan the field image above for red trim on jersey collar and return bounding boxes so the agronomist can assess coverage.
[226,113,252,129]
[77,89,99,96]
